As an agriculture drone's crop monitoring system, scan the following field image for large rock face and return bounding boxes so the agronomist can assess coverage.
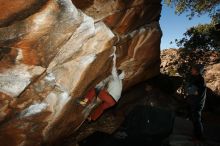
[0,0,162,145]
[205,63,220,96]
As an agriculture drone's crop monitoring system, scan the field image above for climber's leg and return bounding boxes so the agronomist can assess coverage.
[90,89,116,121]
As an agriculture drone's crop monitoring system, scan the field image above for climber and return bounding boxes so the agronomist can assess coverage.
[186,64,206,140]
[79,69,125,121]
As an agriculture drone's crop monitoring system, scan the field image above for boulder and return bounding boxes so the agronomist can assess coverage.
[0,0,162,145]
[205,63,220,96]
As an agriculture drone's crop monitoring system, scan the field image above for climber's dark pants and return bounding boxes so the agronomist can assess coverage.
[191,109,203,139]
[187,94,206,140]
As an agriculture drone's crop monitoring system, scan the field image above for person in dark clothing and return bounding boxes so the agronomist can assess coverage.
[186,64,206,140]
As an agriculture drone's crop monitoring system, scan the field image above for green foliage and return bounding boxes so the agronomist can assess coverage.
[164,0,220,77]
[175,23,220,50]
[176,48,220,77]
[164,0,220,50]
[165,0,220,19]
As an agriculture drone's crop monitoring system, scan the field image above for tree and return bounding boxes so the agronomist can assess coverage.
[164,0,220,50]
[175,23,220,50]
[165,0,220,20]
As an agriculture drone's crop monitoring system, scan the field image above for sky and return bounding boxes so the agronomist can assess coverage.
[160,4,211,50]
